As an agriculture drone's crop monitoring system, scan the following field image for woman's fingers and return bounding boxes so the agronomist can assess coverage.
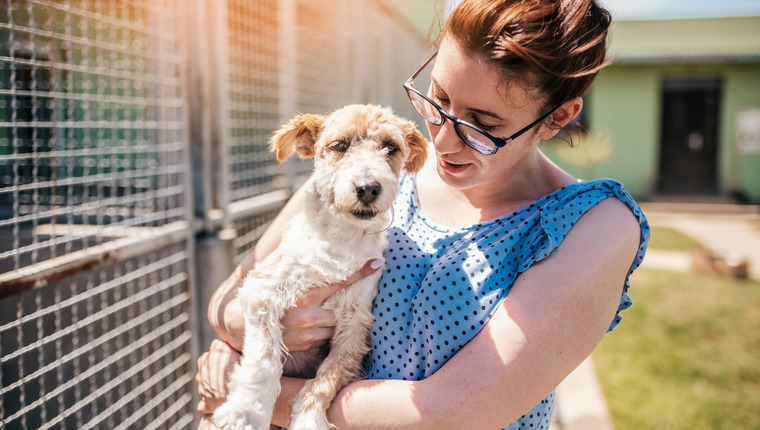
[301,258,385,304]
[280,301,336,352]
[342,257,385,286]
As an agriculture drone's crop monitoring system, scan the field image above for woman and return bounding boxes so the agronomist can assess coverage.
[196,0,650,428]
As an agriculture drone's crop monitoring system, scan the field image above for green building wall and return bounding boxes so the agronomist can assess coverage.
[544,61,760,203]
[723,63,760,202]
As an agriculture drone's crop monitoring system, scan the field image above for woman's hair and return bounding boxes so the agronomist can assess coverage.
[440,0,612,115]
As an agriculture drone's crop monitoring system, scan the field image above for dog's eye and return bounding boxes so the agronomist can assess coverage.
[330,140,350,153]
[382,140,399,155]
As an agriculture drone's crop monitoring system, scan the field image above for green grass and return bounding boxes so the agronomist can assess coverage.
[648,226,705,251]
[593,268,760,429]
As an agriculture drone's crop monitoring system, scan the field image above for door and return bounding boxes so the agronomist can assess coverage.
[657,78,721,195]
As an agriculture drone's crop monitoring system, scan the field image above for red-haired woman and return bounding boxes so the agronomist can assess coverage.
[197,1,649,428]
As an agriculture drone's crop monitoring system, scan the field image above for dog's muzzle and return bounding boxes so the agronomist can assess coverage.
[351,183,382,219]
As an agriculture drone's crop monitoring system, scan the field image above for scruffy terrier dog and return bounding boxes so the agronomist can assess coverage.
[212,104,428,430]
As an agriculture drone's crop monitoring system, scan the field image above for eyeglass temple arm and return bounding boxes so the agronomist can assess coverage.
[408,50,439,83]
[499,103,564,146]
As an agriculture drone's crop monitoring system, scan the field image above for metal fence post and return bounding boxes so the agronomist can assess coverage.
[185,0,236,358]
[353,0,370,103]
[194,228,237,350]
[278,0,297,194]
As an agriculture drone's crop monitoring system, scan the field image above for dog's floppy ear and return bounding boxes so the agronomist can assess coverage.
[401,120,429,173]
[269,113,326,162]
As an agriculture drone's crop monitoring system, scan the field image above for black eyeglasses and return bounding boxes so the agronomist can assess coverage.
[403,50,562,156]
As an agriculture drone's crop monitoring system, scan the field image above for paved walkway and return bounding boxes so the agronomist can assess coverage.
[642,203,760,279]
[550,202,760,430]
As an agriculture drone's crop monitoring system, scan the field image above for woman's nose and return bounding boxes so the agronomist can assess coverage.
[430,118,465,154]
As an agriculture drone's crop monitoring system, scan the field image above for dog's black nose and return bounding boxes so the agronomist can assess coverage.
[356,184,381,204]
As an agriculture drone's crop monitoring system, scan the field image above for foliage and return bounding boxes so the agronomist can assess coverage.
[552,129,615,176]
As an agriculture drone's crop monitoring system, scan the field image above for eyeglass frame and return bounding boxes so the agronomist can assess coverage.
[403,50,563,156]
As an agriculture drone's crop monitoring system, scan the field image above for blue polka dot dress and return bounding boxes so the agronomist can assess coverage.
[362,173,650,429]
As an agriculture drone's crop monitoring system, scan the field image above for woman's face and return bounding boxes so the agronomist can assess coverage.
[426,38,552,191]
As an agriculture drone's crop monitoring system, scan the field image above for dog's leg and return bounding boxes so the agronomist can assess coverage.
[213,281,287,430]
[289,285,377,430]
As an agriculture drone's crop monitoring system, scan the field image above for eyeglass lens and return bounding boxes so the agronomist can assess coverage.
[408,90,442,125]
[408,89,497,154]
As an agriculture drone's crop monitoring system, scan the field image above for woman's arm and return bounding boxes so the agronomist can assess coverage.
[268,197,641,429]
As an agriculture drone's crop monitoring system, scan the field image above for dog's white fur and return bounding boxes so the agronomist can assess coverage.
[212,104,427,430]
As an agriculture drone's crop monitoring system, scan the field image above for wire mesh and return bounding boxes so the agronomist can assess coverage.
[231,205,283,266]
[0,0,195,428]
[223,0,427,205]
[0,0,188,274]
[0,0,429,428]
[0,242,195,430]
[224,0,283,203]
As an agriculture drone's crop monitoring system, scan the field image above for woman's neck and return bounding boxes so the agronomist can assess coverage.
[416,150,574,228]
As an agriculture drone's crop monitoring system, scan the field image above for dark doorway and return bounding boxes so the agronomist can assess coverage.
[657,78,721,196]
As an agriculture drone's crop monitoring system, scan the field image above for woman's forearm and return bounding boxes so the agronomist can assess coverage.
[207,272,247,351]
[327,379,430,429]
[271,377,307,427]
[271,377,431,430]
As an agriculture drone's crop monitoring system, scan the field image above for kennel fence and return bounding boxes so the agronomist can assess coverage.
[0,0,426,428]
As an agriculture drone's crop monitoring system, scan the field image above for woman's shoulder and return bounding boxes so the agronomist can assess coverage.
[573,194,643,244]
[528,178,649,263]
[543,178,649,270]
[540,178,646,223]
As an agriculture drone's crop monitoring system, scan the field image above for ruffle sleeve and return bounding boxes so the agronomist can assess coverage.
[517,179,650,331]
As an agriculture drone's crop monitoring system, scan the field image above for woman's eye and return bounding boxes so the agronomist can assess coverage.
[473,120,497,133]
[433,94,449,106]
[331,140,349,152]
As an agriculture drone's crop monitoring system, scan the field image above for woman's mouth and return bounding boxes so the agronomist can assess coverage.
[439,158,468,174]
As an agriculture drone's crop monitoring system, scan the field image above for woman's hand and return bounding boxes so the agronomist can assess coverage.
[281,258,385,351]
[196,339,241,415]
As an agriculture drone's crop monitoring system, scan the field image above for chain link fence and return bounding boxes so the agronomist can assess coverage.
[0,0,427,428]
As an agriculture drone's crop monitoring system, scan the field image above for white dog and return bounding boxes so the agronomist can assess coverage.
[212,104,428,430]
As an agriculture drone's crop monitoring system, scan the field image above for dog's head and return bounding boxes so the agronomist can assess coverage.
[269,104,428,226]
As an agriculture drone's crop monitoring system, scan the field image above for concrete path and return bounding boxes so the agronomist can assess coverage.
[642,203,760,279]
[550,202,760,430]
[551,357,614,430]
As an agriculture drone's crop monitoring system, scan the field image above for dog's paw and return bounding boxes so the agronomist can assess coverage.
[213,403,270,430]
[289,409,333,430]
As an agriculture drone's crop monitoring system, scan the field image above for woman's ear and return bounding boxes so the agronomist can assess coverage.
[269,113,326,162]
[538,97,583,140]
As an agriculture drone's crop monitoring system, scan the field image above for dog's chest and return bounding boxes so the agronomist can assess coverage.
[281,213,387,277]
